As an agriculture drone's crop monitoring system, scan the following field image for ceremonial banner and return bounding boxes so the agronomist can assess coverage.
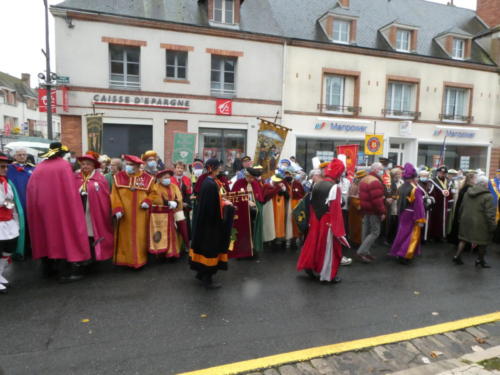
[337,144,359,179]
[226,191,253,259]
[364,134,384,155]
[172,132,196,164]
[254,120,290,180]
[148,205,179,257]
[292,194,310,235]
[86,115,103,153]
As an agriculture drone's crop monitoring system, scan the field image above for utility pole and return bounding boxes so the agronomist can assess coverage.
[43,0,53,140]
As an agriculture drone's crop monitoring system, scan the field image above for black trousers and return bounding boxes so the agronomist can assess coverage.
[0,238,17,257]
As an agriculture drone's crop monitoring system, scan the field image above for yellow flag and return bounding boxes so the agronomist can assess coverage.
[365,134,384,155]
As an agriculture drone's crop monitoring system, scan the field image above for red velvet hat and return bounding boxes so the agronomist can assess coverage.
[324,158,345,179]
[156,169,175,178]
[124,155,144,165]
[77,154,101,168]
[0,153,13,164]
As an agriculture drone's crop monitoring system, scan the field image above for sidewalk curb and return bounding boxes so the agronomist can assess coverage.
[177,312,500,375]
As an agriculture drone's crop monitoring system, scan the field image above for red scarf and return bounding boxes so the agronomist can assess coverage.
[0,176,13,221]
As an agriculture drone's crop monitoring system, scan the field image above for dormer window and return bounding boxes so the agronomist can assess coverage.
[214,0,234,24]
[333,20,350,44]
[452,38,465,60]
[396,29,411,52]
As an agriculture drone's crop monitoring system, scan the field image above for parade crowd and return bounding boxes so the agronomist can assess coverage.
[0,142,499,292]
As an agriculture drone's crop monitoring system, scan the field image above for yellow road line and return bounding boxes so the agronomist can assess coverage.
[178,311,500,375]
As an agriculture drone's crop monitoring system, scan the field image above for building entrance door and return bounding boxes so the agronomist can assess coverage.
[388,142,405,166]
[103,124,152,157]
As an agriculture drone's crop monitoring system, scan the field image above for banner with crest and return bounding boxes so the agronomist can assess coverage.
[253,120,290,180]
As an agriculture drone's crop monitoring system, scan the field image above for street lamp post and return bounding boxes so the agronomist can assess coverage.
[43,0,53,140]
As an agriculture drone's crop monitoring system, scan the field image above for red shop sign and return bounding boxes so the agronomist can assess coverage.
[216,99,232,116]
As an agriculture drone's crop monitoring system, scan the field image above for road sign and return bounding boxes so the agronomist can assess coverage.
[56,76,70,84]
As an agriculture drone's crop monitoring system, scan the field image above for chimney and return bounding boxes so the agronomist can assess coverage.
[477,0,500,28]
[21,73,31,87]
[339,0,349,8]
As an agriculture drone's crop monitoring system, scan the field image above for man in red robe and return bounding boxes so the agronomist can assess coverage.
[297,159,348,283]
[27,142,91,282]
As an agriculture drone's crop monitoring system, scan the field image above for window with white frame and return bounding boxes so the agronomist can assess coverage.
[166,50,187,80]
[211,55,236,96]
[443,87,469,121]
[452,38,465,60]
[385,82,415,117]
[396,29,411,52]
[333,20,350,44]
[325,75,345,112]
[109,45,140,89]
[213,0,234,24]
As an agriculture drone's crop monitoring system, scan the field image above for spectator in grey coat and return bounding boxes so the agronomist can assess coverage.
[456,175,496,268]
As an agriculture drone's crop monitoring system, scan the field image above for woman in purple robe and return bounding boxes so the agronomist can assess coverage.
[390,163,426,265]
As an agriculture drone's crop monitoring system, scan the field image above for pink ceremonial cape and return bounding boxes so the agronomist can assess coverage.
[27,157,91,262]
[75,170,114,261]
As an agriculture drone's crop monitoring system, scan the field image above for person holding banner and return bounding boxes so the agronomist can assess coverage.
[297,158,347,283]
[428,166,454,242]
[190,159,234,289]
[231,167,265,257]
[389,163,426,264]
[150,169,186,259]
[110,155,154,269]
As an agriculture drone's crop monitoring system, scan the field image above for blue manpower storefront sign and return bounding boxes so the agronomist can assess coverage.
[314,118,370,133]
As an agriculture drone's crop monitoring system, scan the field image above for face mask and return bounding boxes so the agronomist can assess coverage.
[294,175,302,181]
[161,178,171,186]
[377,170,384,177]
[420,177,428,182]
[125,165,135,174]
[194,169,203,177]
[147,160,157,169]
[70,158,76,163]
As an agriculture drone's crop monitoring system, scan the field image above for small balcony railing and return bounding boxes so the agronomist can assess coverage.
[317,104,362,115]
[439,113,473,123]
[382,108,420,119]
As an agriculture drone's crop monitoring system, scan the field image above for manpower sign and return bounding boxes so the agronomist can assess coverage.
[314,118,371,133]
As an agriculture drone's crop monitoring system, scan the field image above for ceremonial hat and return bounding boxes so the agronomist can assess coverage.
[419,169,430,176]
[246,167,263,177]
[448,169,458,174]
[40,142,69,159]
[271,174,283,182]
[0,152,13,164]
[355,169,367,179]
[280,159,291,166]
[98,154,111,163]
[141,150,158,161]
[324,158,345,179]
[77,154,101,168]
[205,158,221,171]
[123,154,144,165]
[403,163,417,179]
[319,161,329,169]
[241,156,252,162]
[156,169,174,178]
[85,150,100,161]
[379,157,392,166]
[437,166,448,173]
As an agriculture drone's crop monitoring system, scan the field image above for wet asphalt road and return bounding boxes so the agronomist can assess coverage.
[1,241,500,375]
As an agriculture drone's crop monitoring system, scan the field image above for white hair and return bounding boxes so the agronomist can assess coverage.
[309,169,321,178]
[476,175,488,185]
[15,148,28,154]
[370,162,383,172]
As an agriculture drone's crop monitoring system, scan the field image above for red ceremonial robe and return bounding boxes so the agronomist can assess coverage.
[75,170,114,261]
[297,182,346,282]
[27,157,91,262]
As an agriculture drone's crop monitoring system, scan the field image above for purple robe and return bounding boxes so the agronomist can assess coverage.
[390,183,426,259]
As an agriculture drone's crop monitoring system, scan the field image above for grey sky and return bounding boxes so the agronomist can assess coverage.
[0,0,478,89]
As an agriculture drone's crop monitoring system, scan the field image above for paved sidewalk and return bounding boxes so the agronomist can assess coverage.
[243,321,500,375]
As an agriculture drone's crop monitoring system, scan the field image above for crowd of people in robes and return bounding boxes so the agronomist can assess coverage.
[0,141,499,293]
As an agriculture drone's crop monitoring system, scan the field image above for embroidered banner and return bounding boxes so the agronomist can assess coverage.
[253,120,290,180]
[226,191,253,259]
[86,115,103,153]
[337,144,359,180]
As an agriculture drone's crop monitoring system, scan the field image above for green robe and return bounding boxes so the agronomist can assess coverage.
[9,181,26,257]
